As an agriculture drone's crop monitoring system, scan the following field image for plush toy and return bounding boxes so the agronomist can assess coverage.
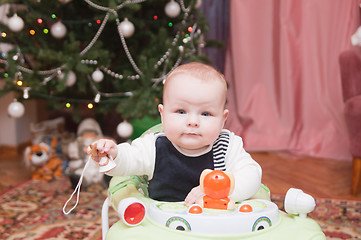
[24,138,63,181]
[197,169,235,210]
[30,117,75,159]
[65,118,106,189]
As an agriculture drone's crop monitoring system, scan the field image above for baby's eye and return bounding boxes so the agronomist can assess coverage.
[177,110,186,114]
[201,112,211,116]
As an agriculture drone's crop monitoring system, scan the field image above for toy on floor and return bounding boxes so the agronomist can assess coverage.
[101,169,326,240]
[24,137,62,181]
[30,117,76,160]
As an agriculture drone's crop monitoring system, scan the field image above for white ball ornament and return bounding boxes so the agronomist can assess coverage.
[118,18,135,38]
[195,0,202,8]
[117,121,133,138]
[165,0,181,18]
[58,70,77,87]
[8,14,24,32]
[65,70,77,87]
[51,21,67,39]
[92,69,104,83]
[8,100,25,118]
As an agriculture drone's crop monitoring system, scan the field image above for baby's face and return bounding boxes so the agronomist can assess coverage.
[159,74,228,155]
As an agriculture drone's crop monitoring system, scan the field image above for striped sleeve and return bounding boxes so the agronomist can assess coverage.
[212,131,229,171]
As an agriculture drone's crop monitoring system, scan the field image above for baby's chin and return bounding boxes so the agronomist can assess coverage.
[174,143,212,156]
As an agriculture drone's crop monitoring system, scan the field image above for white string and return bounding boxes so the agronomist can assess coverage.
[62,157,91,215]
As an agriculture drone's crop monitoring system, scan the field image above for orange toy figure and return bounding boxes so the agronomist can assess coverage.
[197,169,235,210]
[24,138,63,181]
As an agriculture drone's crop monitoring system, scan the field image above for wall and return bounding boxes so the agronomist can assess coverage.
[0,88,39,147]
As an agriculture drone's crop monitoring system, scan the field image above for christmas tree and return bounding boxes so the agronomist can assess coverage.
[0,0,212,122]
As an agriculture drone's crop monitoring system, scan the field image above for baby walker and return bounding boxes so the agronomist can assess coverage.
[101,170,325,240]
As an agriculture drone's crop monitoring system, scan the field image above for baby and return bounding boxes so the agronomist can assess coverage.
[89,62,262,205]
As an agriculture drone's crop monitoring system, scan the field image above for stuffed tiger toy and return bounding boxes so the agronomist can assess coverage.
[24,137,63,181]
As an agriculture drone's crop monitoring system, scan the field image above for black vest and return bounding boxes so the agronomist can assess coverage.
[148,133,229,202]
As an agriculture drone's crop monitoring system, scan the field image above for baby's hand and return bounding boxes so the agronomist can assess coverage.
[87,139,118,162]
[184,186,205,206]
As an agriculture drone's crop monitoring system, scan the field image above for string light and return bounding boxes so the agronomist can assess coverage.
[65,102,71,108]
[37,18,43,24]
[29,30,35,35]
[88,103,94,109]
[187,26,192,32]
[16,80,23,86]
[153,16,158,20]
[168,22,173,27]
[1,32,6,37]
[43,29,49,34]
[51,14,57,19]
[23,88,30,99]
[94,93,101,103]
[96,19,101,24]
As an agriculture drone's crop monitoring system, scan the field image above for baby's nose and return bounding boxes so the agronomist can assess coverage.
[187,115,199,127]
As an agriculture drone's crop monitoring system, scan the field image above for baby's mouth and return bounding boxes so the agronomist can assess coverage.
[184,132,199,136]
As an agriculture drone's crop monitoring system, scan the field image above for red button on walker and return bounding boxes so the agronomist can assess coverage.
[124,202,146,225]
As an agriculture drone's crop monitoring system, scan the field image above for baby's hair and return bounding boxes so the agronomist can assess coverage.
[163,62,228,106]
[165,62,227,87]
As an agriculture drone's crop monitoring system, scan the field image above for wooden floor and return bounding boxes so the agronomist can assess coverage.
[251,151,360,200]
[0,150,360,200]
[0,150,32,194]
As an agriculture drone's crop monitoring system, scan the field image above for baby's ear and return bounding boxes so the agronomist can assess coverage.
[158,104,164,114]
[221,109,229,128]
[158,104,164,122]
[223,109,229,119]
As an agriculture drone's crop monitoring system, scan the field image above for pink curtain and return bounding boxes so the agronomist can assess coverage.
[225,0,360,161]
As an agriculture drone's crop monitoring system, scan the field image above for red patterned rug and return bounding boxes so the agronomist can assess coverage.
[0,178,117,240]
[272,195,361,240]
[0,178,360,240]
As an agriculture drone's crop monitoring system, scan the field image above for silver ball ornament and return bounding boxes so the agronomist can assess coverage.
[65,71,77,87]
[8,14,24,32]
[51,21,67,39]
[117,121,133,138]
[118,18,135,38]
[8,100,25,118]
[92,69,104,83]
[58,70,77,87]
[195,0,202,8]
[165,0,181,18]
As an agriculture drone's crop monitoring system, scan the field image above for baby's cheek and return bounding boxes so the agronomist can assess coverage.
[163,126,180,139]
[204,132,220,145]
